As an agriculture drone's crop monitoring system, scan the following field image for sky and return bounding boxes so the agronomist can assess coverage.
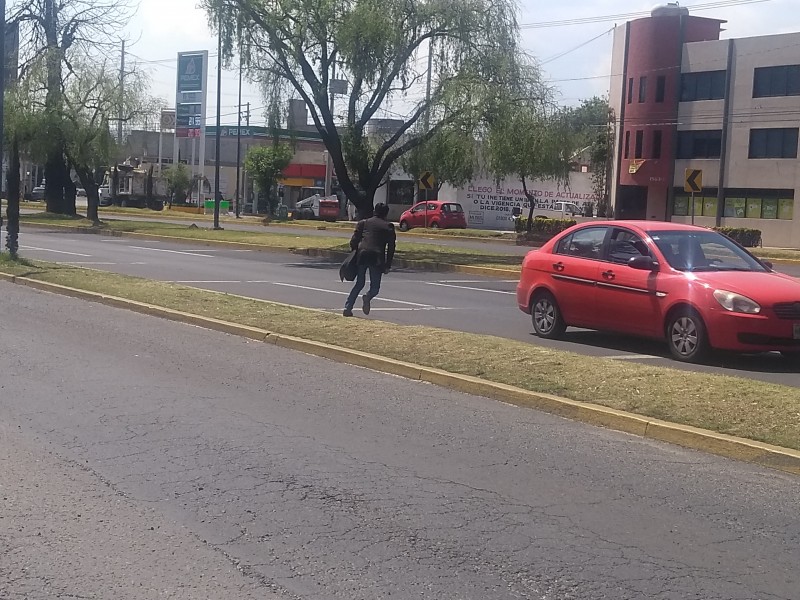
[126,0,800,128]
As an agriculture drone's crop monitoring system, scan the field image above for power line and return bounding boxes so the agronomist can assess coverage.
[540,27,614,65]
[520,0,775,29]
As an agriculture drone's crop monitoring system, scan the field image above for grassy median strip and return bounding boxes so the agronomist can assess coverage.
[20,213,524,270]
[1,254,798,451]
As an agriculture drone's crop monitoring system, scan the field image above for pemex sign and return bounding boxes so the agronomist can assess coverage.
[175,51,208,138]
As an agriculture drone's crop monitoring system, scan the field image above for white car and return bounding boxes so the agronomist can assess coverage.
[552,201,583,216]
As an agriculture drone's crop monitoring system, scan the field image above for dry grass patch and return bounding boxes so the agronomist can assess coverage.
[1,255,798,450]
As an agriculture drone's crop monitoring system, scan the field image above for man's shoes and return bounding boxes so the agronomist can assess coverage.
[362,295,371,315]
[343,308,354,317]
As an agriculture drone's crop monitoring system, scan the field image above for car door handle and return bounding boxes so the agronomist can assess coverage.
[552,262,565,272]
[602,270,615,280]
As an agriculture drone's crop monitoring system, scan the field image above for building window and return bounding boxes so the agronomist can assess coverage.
[652,130,663,159]
[634,130,644,159]
[638,76,647,103]
[624,131,631,159]
[748,128,799,159]
[627,78,633,104]
[680,71,726,101]
[655,76,666,103]
[677,130,722,159]
[753,65,800,98]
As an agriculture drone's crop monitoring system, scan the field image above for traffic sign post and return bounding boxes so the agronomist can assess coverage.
[684,169,703,225]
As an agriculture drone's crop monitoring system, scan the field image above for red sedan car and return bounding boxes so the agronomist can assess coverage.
[398,201,467,231]
[516,220,800,363]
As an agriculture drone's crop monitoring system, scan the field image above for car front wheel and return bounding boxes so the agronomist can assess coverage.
[399,221,409,232]
[531,291,567,339]
[666,309,709,363]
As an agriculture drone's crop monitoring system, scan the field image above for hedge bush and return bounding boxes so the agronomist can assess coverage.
[712,227,762,248]
[513,216,577,235]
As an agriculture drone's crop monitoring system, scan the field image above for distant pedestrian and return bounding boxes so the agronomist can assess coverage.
[343,203,396,317]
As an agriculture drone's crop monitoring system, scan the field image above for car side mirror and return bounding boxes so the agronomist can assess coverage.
[628,255,659,271]
[762,260,774,270]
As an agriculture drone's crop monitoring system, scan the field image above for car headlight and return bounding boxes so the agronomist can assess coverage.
[713,290,761,314]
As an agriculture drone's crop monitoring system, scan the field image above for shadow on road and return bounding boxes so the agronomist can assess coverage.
[558,330,799,376]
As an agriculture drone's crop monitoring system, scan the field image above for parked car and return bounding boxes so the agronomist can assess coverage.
[554,201,583,216]
[31,186,46,201]
[516,220,800,363]
[398,201,467,231]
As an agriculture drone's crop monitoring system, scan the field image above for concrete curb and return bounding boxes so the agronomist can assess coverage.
[2,270,798,477]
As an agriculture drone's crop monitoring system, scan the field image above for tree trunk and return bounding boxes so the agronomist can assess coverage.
[522,177,534,234]
[75,165,100,224]
[44,148,66,213]
[5,136,21,258]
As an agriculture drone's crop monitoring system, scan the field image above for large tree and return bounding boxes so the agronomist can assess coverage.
[244,144,293,215]
[204,0,521,217]
[485,68,574,232]
[400,121,478,202]
[12,0,135,214]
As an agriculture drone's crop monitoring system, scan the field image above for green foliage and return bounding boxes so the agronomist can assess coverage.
[244,144,293,214]
[588,108,615,218]
[484,62,573,208]
[163,164,192,204]
[514,216,577,235]
[563,96,609,148]
[205,0,524,213]
[400,123,477,192]
[713,227,762,248]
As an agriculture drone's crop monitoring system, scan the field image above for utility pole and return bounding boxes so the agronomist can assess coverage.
[421,37,434,204]
[0,0,6,252]
[234,37,242,218]
[245,102,250,126]
[118,40,125,144]
[212,10,223,230]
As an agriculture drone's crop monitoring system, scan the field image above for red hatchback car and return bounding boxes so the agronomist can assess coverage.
[398,201,467,231]
[516,220,800,363]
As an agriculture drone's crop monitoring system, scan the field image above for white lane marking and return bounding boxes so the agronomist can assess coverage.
[171,280,242,284]
[603,354,661,360]
[62,262,117,265]
[270,282,432,307]
[438,279,519,284]
[322,307,455,312]
[130,262,148,265]
[20,245,92,257]
[425,282,515,294]
[127,245,215,258]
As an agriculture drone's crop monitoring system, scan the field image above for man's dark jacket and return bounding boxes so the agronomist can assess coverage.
[349,216,396,268]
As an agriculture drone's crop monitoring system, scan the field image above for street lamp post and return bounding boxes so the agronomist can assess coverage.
[0,0,6,252]
[213,7,223,230]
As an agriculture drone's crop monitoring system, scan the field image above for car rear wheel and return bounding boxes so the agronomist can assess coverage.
[429,221,439,229]
[666,309,709,363]
[399,221,409,232]
[531,291,567,339]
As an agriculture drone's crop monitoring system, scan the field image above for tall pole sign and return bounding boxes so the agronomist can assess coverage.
[174,51,209,204]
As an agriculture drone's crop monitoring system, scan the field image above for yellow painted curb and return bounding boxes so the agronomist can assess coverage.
[2,270,799,476]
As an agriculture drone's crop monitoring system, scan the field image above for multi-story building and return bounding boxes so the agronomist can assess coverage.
[610,3,800,246]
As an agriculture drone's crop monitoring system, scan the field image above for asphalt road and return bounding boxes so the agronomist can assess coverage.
[6,227,800,387]
[2,282,799,599]
[19,206,530,255]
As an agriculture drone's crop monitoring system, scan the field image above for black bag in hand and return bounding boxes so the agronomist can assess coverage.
[339,250,358,282]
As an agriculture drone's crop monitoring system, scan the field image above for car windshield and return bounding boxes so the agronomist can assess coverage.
[649,230,767,273]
